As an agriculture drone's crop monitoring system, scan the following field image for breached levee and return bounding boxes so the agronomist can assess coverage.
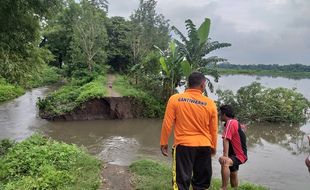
[39,97,143,121]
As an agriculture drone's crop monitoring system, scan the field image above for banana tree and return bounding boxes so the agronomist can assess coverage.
[172,18,231,93]
[155,40,191,100]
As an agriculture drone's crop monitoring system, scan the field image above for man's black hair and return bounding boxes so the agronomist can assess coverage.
[188,72,206,88]
[219,105,235,118]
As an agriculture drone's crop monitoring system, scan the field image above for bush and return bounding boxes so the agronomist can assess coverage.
[27,65,61,88]
[37,76,107,117]
[217,82,310,123]
[0,134,101,190]
[0,139,15,156]
[0,78,25,103]
[113,75,165,118]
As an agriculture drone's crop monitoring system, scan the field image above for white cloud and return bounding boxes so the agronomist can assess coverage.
[108,0,310,65]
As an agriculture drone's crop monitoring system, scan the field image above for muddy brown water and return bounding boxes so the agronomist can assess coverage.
[1,75,310,190]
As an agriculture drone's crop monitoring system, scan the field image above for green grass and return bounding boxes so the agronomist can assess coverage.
[219,68,310,79]
[113,75,145,97]
[37,75,107,117]
[0,78,25,103]
[0,134,101,190]
[113,75,165,118]
[130,159,268,190]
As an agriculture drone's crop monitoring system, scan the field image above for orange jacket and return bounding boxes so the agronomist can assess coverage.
[160,89,218,148]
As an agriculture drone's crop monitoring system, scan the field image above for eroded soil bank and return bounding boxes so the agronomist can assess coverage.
[39,97,146,121]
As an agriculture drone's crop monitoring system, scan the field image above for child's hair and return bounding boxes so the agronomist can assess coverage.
[219,105,235,118]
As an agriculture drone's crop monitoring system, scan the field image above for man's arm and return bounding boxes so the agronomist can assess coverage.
[210,103,218,155]
[160,96,176,156]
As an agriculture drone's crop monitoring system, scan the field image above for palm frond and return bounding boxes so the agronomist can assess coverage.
[205,77,214,93]
[205,41,231,54]
[202,56,227,66]
[171,26,188,44]
[185,19,199,46]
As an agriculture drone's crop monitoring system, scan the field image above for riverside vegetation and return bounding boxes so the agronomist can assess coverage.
[218,63,310,79]
[0,134,101,190]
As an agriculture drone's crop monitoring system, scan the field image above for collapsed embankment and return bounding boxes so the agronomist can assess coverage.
[39,97,149,121]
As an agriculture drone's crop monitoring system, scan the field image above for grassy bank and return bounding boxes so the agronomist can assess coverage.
[0,134,101,190]
[130,159,268,190]
[113,75,165,118]
[0,65,60,104]
[37,75,107,117]
[0,78,25,103]
[219,68,310,79]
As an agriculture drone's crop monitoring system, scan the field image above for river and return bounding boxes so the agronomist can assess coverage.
[0,75,309,190]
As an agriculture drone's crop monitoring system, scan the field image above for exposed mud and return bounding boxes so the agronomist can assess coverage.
[39,97,143,121]
[99,164,133,190]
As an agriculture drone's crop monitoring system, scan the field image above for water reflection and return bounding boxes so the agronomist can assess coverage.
[246,123,310,155]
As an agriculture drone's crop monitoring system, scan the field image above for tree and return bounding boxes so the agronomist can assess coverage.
[172,18,231,93]
[0,0,62,86]
[130,0,170,51]
[44,0,81,68]
[69,0,108,73]
[155,40,190,100]
[106,16,132,72]
[128,0,170,85]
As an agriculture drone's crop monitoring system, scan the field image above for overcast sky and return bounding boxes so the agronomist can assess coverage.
[107,0,310,65]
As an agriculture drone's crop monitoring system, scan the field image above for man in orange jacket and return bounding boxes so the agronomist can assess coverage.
[160,72,218,190]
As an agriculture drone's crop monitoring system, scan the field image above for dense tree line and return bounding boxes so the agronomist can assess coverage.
[219,63,310,73]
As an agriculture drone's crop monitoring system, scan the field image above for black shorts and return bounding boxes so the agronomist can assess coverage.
[229,156,242,172]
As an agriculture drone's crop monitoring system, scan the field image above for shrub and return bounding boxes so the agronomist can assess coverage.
[217,82,310,123]
[27,65,61,88]
[0,78,25,103]
[0,134,101,190]
[113,75,165,118]
[0,139,15,156]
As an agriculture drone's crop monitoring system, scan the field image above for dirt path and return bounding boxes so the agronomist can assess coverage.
[107,74,121,97]
[99,164,134,190]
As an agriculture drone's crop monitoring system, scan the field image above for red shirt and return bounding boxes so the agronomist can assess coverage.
[222,119,247,163]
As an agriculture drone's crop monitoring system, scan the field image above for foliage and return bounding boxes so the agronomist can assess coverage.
[129,0,170,84]
[0,139,15,157]
[70,0,108,73]
[219,63,310,73]
[37,76,107,117]
[0,0,62,86]
[43,0,81,68]
[0,78,24,103]
[27,65,61,88]
[0,46,55,87]
[217,82,310,123]
[155,40,188,100]
[113,75,165,118]
[218,63,310,79]
[0,134,101,190]
[130,159,267,190]
[172,18,231,93]
[130,0,170,51]
[106,16,132,72]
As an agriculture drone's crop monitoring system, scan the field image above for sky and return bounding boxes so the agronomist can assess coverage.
[107,0,310,65]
